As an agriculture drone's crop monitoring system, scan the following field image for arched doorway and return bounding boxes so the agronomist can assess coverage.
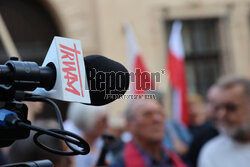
[0,0,69,120]
[0,0,61,64]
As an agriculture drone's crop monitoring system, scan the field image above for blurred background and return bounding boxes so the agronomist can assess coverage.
[0,0,249,121]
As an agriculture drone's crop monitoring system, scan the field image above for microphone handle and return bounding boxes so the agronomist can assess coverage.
[96,146,108,166]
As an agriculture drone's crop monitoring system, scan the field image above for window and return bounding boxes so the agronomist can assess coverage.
[166,19,221,97]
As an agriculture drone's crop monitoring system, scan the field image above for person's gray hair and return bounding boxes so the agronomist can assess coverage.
[125,100,142,121]
[216,75,250,101]
[67,103,107,132]
[125,91,164,121]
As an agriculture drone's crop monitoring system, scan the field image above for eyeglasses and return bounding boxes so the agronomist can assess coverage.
[215,103,238,112]
[140,110,165,119]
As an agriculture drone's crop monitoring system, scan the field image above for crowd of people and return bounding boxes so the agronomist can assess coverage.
[1,74,250,167]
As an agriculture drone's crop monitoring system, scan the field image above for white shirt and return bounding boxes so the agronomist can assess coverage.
[64,120,104,167]
[64,119,82,136]
[198,134,250,167]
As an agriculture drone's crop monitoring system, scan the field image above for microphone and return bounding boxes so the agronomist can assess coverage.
[0,37,129,105]
[32,36,130,105]
[85,55,129,105]
[0,55,129,105]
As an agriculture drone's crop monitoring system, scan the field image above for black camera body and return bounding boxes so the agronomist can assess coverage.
[0,101,31,147]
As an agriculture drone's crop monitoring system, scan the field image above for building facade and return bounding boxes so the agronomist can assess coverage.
[1,0,250,117]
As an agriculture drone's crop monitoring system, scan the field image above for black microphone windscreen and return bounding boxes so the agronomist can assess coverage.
[84,55,130,106]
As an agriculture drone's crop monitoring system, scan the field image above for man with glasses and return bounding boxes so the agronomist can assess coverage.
[110,96,186,167]
[198,75,250,167]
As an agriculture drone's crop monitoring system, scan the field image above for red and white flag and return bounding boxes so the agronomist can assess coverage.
[167,21,189,126]
[124,23,155,95]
